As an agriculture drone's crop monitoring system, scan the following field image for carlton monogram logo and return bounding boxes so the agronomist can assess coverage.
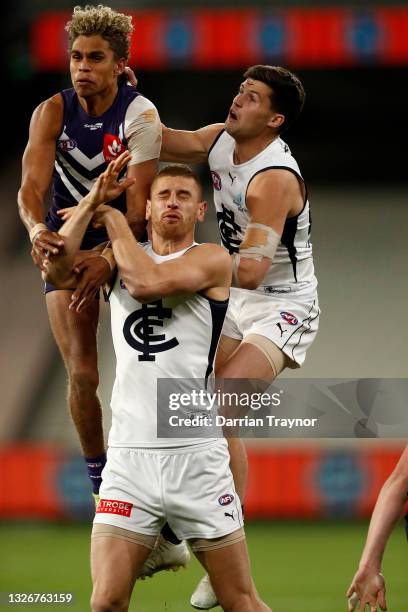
[123,300,179,361]
[216,204,242,254]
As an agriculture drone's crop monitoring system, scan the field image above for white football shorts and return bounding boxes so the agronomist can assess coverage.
[93,439,243,540]
[222,287,320,367]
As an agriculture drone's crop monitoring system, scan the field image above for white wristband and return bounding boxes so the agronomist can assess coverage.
[29,223,47,243]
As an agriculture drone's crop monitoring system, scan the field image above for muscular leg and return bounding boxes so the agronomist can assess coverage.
[216,335,283,502]
[217,337,278,380]
[46,290,104,458]
[195,540,271,612]
[91,532,152,612]
[215,336,248,500]
[218,336,288,499]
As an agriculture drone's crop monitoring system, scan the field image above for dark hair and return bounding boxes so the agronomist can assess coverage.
[244,65,305,134]
[152,164,203,199]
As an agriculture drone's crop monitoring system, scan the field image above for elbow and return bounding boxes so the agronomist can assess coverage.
[124,267,164,303]
[126,281,152,303]
[236,257,270,290]
[238,271,264,290]
[41,268,60,287]
[41,264,72,289]
[239,277,261,290]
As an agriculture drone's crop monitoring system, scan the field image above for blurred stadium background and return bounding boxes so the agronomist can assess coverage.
[1,0,407,610]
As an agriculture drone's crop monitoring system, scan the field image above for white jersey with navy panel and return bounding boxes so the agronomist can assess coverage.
[46,82,161,245]
[208,130,317,298]
[108,242,228,448]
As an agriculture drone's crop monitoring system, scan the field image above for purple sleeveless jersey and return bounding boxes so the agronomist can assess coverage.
[46,82,140,248]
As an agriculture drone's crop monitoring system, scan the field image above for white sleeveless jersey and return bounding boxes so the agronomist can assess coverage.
[208,130,317,297]
[108,242,228,448]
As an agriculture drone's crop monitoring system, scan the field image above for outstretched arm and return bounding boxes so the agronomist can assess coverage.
[347,444,408,612]
[161,123,224,163]
[93,206,231,302]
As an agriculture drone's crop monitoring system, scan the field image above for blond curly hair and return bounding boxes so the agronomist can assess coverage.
[65,5,133,59]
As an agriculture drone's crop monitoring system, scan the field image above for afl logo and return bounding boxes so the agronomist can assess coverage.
[211,171,222,191]
[218,494,234,506]
[58,138,77,152]
[280,311,298,325]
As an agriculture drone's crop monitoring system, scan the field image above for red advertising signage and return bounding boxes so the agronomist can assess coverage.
[31,8,408,71]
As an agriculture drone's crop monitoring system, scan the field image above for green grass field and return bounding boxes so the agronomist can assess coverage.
[0,521,406,611]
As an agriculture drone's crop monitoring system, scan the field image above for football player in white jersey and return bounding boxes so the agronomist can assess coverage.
[42,151,271,612]
[347,444,408,612]
[161,64,320,608]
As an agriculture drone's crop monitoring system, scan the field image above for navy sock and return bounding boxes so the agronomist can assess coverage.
[160,522,182,545]
[85,453,107,495]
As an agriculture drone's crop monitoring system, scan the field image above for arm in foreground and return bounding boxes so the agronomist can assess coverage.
[42,152,135,289]
[95,208,231,303]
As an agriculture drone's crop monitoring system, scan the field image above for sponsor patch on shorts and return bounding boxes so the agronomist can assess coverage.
[280,311,298,325]
[211,171,222,191]
[96,499,133,517]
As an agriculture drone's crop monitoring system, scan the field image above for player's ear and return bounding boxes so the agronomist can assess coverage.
[197,200,207,223]
[267,113,285,131]
[115,57,126,77]
[146,199,152,220]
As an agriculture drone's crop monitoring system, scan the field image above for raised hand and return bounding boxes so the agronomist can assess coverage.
[124,66,138,87]
[86,151,135,210]
[31,229,64,271]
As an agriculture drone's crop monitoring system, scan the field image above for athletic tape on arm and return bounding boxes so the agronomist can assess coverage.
[239,223,280,261]
[231,223,280,286]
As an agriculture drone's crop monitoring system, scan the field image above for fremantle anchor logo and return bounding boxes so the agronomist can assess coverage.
[123,300,179,361]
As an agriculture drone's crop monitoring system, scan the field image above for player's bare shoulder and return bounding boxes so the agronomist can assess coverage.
[187,242,232,288]
[247,166,304,219]
[197,123,225,155]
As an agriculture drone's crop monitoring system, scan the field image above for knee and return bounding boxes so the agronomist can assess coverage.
[90,590,129,612]
[68,364,99,397]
